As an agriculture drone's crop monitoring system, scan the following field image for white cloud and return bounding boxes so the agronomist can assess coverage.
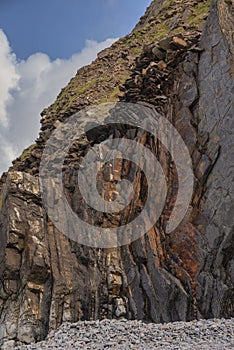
[0,30,19,127]
[0,29,117,174]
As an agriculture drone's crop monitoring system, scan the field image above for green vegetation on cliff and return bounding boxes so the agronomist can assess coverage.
[42,0,211,119]
[11,0,212,170]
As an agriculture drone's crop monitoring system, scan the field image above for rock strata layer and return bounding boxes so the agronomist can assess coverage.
[0,0,233,347]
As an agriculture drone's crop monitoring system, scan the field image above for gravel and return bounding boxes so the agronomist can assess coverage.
[12,318,234,350]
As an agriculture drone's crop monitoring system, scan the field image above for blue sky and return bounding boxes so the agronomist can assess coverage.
[0,0,151,174]
[0,0,151,60]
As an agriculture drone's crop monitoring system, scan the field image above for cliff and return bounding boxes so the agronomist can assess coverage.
[0,0,233,347]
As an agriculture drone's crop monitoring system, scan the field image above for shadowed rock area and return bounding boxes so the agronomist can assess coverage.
[0,0,233,347]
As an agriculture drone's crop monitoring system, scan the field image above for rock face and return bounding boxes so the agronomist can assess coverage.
[0,0,233,346]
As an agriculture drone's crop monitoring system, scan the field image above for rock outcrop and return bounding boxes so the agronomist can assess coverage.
[0,0,233,347]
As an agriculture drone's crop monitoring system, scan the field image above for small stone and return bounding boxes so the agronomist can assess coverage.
[157,60,167,70]
[171,36,188,49]
[1,340,15,350]
[152,46,166,60]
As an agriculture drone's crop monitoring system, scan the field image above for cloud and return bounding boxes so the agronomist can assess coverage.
[0,29,117,174]
[0,30,19,127]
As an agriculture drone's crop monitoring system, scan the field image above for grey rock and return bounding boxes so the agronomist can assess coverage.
[0,0,233,347]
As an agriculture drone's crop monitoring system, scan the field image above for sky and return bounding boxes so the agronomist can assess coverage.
[0,0,151,174]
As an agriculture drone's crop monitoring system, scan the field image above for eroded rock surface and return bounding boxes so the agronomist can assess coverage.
[0,0,233,347]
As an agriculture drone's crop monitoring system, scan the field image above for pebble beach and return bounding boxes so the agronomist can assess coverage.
[12,318,234,350]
